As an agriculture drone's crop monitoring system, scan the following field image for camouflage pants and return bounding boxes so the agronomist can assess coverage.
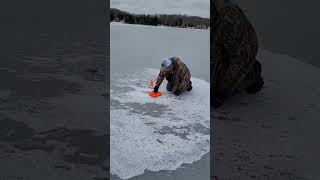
[167,80,192,93]
[237,60,264,94]
[167,81,174,91]
[212,59,263,107]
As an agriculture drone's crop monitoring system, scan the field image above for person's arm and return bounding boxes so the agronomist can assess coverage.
[212,44,224,94]
[218,6,256,95]
[155,70,166,87]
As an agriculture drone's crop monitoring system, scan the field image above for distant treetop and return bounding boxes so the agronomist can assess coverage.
[110,8,210,29]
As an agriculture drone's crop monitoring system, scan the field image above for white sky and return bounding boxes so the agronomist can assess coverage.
[111,0,210,18]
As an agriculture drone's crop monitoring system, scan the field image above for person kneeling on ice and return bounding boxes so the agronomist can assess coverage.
[153,57,192,96]
[211,0,264,108]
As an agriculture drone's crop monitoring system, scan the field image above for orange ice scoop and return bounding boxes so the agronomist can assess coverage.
[149,80,154,88]
[149,91,161,97]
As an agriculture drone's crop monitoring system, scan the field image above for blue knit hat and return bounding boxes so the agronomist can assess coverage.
[161,58,172,71]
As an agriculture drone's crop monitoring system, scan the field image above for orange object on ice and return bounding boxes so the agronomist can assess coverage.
[149,91,161,97]
[149,80,154,88]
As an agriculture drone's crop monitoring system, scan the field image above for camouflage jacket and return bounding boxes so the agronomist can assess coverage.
[156,57,191,93]
[211,0,258,98]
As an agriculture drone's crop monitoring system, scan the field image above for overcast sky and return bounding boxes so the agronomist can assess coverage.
[111,0,210,18]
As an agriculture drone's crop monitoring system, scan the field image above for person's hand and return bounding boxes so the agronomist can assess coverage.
[154,86,159,93]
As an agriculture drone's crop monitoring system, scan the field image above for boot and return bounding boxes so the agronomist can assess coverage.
[187,81,192,91]
[247,77,264,94]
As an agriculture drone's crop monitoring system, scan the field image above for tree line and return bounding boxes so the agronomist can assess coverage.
[110,8,210,29]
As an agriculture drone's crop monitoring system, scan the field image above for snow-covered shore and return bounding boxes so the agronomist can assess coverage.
[110,21,210,30]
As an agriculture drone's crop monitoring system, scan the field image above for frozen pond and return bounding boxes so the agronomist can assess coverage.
[110,23,210,180]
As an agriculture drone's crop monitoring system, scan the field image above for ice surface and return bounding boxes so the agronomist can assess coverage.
[111,68,210,179]
[212,49,320,179]
[215,49,320,125]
